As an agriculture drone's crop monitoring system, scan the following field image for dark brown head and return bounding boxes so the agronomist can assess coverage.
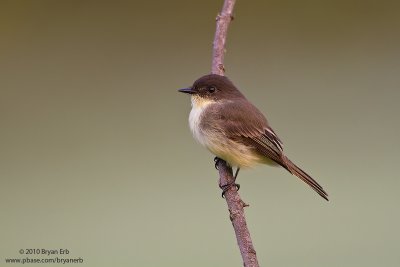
[178,74,245,101]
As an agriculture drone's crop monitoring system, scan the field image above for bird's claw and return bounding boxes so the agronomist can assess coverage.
[214,157,221,170]
[214,158,240,198]
[219,182,240,198]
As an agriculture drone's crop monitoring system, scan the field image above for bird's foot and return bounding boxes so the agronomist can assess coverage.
[219,182,240,198]
[214,157,222,170]
[214,158,241,198]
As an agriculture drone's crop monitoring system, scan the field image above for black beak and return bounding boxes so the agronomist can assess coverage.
[178,87,195,94]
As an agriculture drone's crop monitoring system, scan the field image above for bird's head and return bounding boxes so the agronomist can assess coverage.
[178,74,244,103]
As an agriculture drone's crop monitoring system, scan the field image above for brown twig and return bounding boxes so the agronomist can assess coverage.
[211,1,260,266]
[212,0,235,76]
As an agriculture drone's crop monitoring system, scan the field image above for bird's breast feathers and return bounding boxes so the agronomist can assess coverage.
[189,95,215,146]
[188,96,270,168]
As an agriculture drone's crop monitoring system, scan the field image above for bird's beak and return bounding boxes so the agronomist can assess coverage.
[178,87,195,94]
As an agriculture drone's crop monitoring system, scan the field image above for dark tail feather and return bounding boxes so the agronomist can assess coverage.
[283,157,329,201]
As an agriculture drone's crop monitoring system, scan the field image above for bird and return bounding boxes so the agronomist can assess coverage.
[178,74,328,201]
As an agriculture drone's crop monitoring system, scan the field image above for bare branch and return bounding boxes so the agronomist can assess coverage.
[211,1,260,266]
[212,0,236,75]
[217,162,259,267]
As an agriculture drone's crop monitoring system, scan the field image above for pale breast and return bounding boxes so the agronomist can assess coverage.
[188,96,271,168]
[189,96,214,146]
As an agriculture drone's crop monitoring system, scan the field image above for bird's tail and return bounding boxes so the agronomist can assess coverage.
[283,157,329,201]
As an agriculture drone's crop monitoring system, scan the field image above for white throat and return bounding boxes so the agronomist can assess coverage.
[189,96,215,146]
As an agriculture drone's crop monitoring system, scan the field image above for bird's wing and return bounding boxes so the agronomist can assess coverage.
[217,99,284,164]
[216,100,329,200]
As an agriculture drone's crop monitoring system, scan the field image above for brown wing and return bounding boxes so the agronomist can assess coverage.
[217,100,329,201]
[217,99,283,164]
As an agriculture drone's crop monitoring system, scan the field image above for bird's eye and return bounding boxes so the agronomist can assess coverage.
[208,86,216,93]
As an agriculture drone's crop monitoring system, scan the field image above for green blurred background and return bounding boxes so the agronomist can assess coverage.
[1,1,399,266]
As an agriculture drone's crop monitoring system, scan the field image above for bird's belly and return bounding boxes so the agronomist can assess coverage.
[205,134,273,168]
[194,129,274,168]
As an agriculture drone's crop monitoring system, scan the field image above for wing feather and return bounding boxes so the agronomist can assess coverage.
[212,99,328,200]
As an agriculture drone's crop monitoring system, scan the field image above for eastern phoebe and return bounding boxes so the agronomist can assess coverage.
[179,74,328,201]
